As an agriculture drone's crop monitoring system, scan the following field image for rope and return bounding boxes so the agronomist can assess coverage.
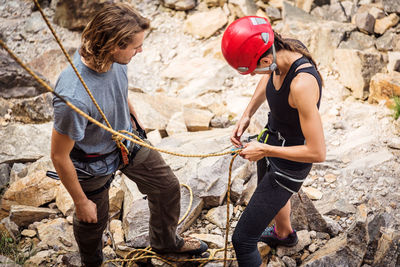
[0,1,245,265]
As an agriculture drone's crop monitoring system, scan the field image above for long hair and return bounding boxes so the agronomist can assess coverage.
[79,3,150,72]
[260,31,323,85]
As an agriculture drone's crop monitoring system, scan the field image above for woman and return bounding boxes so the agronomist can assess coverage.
[221,16,326,266]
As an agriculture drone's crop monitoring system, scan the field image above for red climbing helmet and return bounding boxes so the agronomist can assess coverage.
[221,16,274,75]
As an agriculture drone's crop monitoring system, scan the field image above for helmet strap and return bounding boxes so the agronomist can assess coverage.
[254,44,279,74]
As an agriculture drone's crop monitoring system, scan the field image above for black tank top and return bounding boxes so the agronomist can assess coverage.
[265,56,322,170]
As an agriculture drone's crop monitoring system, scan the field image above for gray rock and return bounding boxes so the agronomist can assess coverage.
[291,189,329,233]
[0,50,48,99]
[0,122,52,165]
[381,0,400,13]
[0,163,11,187]
[25,11,46,34]
[0,217,19,240]
[354,12,376,34]
[123,198,150,248]
[9,163,27,184]
[205,204,233,229]
[265,6,282,21]
[162,0,196,11]
[326,2,348,22]
[372,228,400,267]
[282,255,297,267]
[283,1,319,22]
[339,31,375,50]
[376,30,398,51]
[322,215,343,236]
[315,198,357,217]
[364,213,391,264]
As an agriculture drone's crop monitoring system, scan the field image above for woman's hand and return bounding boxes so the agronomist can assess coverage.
[231,116,250,147]
[239,141,268,162]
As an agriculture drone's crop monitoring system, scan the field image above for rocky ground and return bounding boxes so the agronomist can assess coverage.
[0,0,400,266]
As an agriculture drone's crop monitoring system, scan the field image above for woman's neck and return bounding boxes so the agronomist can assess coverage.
[275,50,303,76]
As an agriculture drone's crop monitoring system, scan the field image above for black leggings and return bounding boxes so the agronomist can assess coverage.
[232,158,310,266]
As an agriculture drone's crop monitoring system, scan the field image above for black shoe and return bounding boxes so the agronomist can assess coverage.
[259,225,298,247]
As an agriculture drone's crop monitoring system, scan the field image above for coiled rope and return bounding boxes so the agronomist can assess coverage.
[0,1,245,266]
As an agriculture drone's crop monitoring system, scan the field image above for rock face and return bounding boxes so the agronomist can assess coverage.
[368,72,400,104]
[0,51,48,99]
[53,0,115,31]
[334,49,386,99]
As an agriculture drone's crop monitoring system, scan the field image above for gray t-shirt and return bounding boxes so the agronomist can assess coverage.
[53,52,131,176]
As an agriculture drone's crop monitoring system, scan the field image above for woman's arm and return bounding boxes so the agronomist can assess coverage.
[231,74,270,147]
[240,73,326,163]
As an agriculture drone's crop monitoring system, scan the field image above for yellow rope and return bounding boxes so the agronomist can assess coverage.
[0,1,245,265]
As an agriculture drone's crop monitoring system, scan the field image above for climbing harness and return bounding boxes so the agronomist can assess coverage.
[0,1,241,266]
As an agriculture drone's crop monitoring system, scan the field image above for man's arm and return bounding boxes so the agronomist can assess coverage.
[127,97,144,131]
[50,128,98,223]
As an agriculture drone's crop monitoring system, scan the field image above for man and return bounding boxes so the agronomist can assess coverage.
[50,3,207,267]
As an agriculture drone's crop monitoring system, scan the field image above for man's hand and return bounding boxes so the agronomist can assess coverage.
[239,141,268,162]
[75,198,98,223]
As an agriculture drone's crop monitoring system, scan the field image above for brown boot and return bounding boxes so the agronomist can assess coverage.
[176,237,208,255]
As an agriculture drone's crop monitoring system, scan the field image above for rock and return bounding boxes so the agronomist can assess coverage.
[146,130,163,145]
[123,198,150,248]
[0,50,48,99]
[229,0,258,16]
[9,163,28,185]
[258,242,271,259]
[276,230,312,257]
[322,215,343,236]
[354,12,375,34]
[372,228,400,266]
[230,177,244,204]
[345,149,394,170]
[9,205,57,227]
[381,0,400,14]
[184,107,213,132]
[0,217,19,240]
[24,250,54,266]
[36,218,77,252]
[0,163,11,187]
[375,30,399,51]
[128,92,183,132]
[166,112,187,136]
[387,52,400,72]
[364,213,391,264]
[282,255,297,267]
[237,173,257,206]
[21,229,36,237]
[54,0,114,30]
[339,31,375,50]
[56,184,74,217]
[28,48,77,86]
[334,49,385,99]
[162,0,196,11]
[6,92,53,123]
[205,204,233,229]
[110,219,125,246]
[204,0,226,8]
[291,190,329,233]
[302,186,323,200]
[1,170,59,217]
[315,198,357,217]
[0,122,52,165]
[374,13,400,35]
[190,233,225,248]
[267,255,285,267]
[295,0,316,13]
[200,155,247,207]
[184,8,228,39]
[282,1,318,22]
[109,186,124,218]
[0,255,19,267]
[326,2,349,22]
[368,72,400,104]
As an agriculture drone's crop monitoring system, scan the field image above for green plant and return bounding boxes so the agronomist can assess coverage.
[0,232,35,264]
[394,96,400,120]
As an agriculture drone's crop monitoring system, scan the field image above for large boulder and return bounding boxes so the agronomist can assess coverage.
[53,0,117,31]
[0,51,48,99]
[334,49,386,99]
[0,122,52,165]
[184,7,228,39]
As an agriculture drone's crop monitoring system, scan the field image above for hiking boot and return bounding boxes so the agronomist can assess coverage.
[259,225,298,247]
[176,237,208,255]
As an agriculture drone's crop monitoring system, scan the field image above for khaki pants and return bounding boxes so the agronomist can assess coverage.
[74,140,183,267]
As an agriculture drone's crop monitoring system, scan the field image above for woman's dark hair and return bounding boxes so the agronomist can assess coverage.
[259,31,323,85]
